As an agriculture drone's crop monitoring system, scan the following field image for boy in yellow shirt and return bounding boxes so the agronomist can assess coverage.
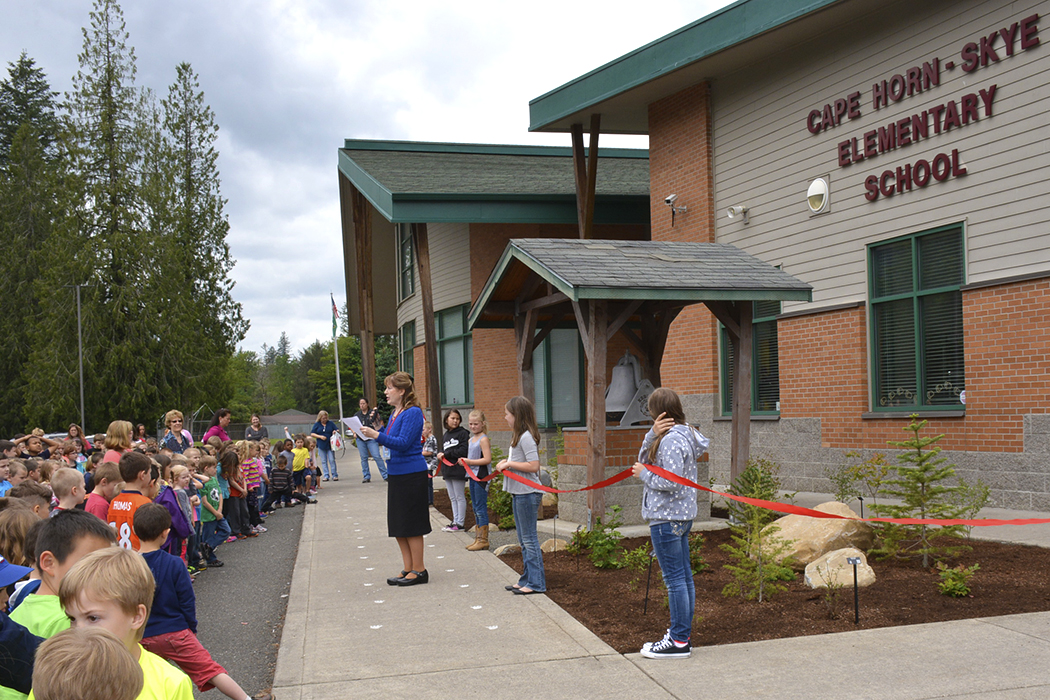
[58,547,193,700]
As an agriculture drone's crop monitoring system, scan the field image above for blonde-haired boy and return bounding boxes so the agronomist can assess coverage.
[32,627,143,700]
[48,468,85,515]
[58,547,193,700]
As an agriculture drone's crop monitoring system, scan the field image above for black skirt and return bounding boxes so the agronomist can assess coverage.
[387,470,433,538]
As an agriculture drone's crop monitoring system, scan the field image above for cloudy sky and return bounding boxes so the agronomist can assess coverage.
[2,0,731,354]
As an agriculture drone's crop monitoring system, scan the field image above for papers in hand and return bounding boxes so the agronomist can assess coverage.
[344,416,371,441]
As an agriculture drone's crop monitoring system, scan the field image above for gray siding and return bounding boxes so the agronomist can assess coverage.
[711,0,1050,311]
[395,222,472,344]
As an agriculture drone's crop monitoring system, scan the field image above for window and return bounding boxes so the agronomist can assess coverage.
[399,321,415,376]
[397,224,415,301]
[720,301,781,415]
[533,329,584,427]
[437,305,472,406]
[869,225,965,410]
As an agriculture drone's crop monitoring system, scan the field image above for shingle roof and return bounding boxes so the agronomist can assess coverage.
[337,140,650,224]
[470,238,812,328]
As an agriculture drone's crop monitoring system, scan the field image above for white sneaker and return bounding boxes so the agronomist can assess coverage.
[640,635,690,659]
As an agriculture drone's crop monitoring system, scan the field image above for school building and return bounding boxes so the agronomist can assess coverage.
[342,0,1050,515]
[527,0,1050,509]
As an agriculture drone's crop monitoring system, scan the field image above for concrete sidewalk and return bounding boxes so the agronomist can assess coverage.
[273,479,1050,700]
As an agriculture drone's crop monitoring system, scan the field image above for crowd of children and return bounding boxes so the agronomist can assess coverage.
[0,421,335,700]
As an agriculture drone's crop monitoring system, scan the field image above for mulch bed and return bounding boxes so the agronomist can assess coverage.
[436,493,1050,653]
[503,528,1050,653]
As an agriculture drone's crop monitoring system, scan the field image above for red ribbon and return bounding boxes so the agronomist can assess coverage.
[434,457,1050,528]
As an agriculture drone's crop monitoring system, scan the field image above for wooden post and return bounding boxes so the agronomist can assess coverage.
[515,308,539,405]
[730,302,753,483]
[412,222,442,447]
[570,114,600,240]
[704,300,754,484]
[350,184,376,408]
[584,300,607,528]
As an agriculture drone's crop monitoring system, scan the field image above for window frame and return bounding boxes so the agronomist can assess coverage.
[436,304,473,407]
[533,328,586,428]
[867,223,966,413]
[399,321,415,376]
[397,223,415,302]
[719,301,781,417]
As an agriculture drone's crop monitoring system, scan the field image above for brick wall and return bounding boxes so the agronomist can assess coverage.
[647,82,719,397]
[777,278,1050,454]
[648,82,714,245]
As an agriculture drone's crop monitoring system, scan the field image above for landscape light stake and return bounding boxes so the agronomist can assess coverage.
[848,556,861,624]
[643,550,656,615]
[858,495,864,518]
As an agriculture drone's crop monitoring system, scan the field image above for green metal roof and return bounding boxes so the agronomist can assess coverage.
[338,139,650,224]
[529,0,845,134]
[469,238,812,329]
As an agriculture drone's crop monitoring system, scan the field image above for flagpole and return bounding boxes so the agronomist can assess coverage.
[332,294,346,440]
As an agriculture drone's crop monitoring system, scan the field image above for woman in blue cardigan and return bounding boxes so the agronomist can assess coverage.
[360,371,431,586]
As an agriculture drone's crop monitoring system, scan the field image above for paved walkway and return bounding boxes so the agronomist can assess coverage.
[273,479,1050,700]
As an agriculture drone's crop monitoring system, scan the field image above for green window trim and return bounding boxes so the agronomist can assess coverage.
[437,304,473,407]
[533,328,586,428]
[719,301,781,416]
[398,224,415,301]
[868,224,966,412]
[399,321,415,376]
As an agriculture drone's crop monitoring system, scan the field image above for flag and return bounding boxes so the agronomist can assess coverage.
[331,294,339,338]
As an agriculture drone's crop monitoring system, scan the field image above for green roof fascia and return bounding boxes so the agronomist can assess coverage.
[342,139,648,159]
[529,0,842,133]
[572,287,813,302]
[388,195,648,225]
[338,149,394,220]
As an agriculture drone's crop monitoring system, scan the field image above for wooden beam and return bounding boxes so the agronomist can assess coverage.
[351,184,376,407]
[644,308,681,387]
[617,325,648,359]
[514,274,544,312]
[585,299,608,529]
[583,113,600,240]
[571,299,591,359]
[515,308,540,403]
[337,173,358,334]
[606,299,643,341]
[571,124,588,239]
[532,312,565,349]
[730,301,753,483]
[519,291,569,314]
[412,222,442,447]
[705,300,741,340]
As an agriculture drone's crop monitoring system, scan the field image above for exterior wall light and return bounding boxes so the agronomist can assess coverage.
[726,205,749,224]
[807,177,830,214]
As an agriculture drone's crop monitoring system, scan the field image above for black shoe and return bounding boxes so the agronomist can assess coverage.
[387,571,409,586]
[209,559,224,567]
[397,569,428,586]
[362,478,370,483]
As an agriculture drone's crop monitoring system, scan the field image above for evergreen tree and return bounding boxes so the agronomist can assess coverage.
[870,416,967,567]
[26,0,164,427]
[159,61,246,409]
[0,52,60,164]
[0,55,64,433]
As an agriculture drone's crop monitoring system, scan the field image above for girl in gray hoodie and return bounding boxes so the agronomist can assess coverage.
[631,387,710,659]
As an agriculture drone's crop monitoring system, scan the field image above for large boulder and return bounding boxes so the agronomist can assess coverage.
[763,501,874,570]
[804,547,876,589]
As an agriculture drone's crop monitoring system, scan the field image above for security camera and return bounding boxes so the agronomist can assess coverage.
[665,194,678,206]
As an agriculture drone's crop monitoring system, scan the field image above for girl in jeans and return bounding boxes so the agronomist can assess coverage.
[631,387,710,659]
[495,396,545,595]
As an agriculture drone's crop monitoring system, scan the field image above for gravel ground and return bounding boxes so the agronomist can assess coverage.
[190,502,305,699]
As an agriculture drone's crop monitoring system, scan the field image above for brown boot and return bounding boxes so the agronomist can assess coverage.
[466,524,489,551]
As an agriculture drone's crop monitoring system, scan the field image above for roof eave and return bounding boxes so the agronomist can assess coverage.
[528,0,843,133]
